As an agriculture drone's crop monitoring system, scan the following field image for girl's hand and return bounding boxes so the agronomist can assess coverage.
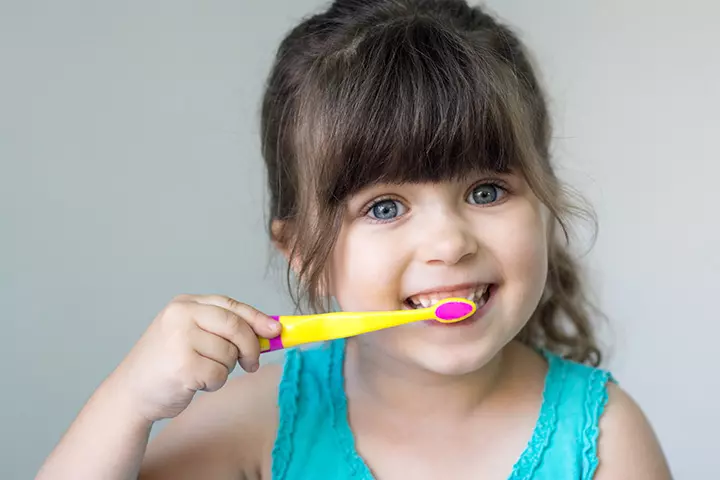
[109,294,281,423]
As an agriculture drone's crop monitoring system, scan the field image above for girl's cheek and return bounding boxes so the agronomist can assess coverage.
[485,201,549,284]
[330,229,405,310]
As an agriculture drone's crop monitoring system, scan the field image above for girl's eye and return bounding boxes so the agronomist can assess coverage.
[467,183,505,206]
[367,199,406,221]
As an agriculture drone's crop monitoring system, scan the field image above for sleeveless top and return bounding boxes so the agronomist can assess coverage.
[271,339,615,479]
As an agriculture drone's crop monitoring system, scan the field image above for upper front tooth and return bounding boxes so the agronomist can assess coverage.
[419,296,430,308]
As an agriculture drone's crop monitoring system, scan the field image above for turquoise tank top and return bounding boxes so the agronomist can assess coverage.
[271,339,615,479]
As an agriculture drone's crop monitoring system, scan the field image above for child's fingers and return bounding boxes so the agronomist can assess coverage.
[187,303,263,372]
[189,329,239,374]
[188,355,231,393]
[191,294,281,339]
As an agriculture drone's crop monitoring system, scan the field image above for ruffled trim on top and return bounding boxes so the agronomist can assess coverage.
[271,348,303,480]
[508,350,567,479]
[582,368,616,479]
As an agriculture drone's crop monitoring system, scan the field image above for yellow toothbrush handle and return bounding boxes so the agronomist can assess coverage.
[259,308,430,353]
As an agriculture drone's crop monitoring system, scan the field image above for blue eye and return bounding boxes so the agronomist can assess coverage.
[367,199,405,221]
[467,183,504,205]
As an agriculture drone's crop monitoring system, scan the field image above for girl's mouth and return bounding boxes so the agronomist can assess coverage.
[402,284,496,327]
[434,285,495,327]
[403,284,493,311]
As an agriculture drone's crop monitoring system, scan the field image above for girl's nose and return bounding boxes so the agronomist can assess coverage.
[415,210,478,266]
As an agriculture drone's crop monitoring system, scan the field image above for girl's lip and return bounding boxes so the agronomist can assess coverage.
[423,284,497,327]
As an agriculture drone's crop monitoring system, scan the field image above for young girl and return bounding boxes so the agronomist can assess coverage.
[38,1,671,478]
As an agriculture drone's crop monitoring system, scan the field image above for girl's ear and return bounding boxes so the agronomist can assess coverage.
[271,219,301,274]
[270,219,289,259]
[271,218,333,300]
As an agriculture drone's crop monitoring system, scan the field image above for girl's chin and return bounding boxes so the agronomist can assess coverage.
[409,350,497,376]
[390,335,507,376]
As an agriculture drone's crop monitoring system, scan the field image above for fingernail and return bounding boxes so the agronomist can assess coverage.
[269,321,281,332]
[249,362,259,373]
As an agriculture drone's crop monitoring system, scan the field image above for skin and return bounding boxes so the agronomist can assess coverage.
[36,172,672,479]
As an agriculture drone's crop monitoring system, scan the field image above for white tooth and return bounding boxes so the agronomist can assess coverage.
[419,296,430,308]
[429,295,440,306]
[473,285,488,303]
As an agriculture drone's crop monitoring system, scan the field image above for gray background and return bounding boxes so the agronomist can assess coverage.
[2,0,718,478]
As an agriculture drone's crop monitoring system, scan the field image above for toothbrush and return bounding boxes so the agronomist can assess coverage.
[259,297,476,353]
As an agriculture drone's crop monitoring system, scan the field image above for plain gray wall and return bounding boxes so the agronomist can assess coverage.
[2,0,718,478]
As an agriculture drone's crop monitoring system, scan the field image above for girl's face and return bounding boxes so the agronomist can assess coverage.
[329,171,550,375]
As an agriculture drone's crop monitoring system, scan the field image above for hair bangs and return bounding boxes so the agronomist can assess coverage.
[294,17,529,206]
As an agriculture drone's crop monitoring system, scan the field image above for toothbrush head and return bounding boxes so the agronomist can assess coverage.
[432,297,477,323]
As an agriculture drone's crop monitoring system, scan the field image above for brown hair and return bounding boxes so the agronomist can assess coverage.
[260,0,603,366]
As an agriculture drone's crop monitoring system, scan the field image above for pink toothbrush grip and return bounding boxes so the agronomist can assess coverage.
[265,316,285,352]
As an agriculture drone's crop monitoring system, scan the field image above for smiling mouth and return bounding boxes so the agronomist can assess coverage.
[403,284,493,311]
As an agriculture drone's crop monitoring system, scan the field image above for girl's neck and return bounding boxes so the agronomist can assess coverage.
[344,339,512,422]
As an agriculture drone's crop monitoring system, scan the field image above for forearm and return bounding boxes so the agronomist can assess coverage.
[36,377,153,480]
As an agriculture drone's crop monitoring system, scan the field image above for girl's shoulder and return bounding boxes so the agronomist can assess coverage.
[593,380,672,479]
[142,363,283,479]
[532,348,671,479]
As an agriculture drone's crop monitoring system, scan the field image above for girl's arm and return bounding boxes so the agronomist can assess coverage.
[594,383,672,479]
[36,294,282,480]
[36,376,153,480]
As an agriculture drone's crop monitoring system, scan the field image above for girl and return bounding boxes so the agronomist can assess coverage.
[37,1,671,478]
